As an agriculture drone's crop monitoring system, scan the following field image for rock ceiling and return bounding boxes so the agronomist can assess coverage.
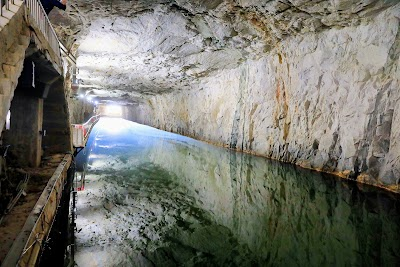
[50,0,397,104]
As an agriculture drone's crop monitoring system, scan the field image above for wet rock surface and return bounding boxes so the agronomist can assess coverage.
[129,4,400,191]
[75,118,400,266]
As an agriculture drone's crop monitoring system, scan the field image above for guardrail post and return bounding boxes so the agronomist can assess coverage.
[2,0,77,80]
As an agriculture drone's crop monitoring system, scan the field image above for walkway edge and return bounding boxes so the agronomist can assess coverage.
[1,154,72,267]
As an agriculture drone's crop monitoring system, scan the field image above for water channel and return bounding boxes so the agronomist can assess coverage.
[75,118,400,267]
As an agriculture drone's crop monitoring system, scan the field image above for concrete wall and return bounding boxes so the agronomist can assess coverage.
[129,4,400,192]
[5,93,43,167]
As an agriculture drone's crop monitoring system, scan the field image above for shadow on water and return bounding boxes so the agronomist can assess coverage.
[75,118,400,267]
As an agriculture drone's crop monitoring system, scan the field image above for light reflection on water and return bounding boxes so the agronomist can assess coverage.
[75,118,400,267]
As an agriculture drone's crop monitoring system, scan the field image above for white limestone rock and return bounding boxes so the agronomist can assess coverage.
[128,4,400,192]
[52,0,400,191]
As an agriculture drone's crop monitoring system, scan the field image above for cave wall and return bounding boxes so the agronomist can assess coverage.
[129,4,400,192]
[67,97,95,124]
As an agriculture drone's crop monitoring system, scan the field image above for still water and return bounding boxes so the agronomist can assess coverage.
[75,118,400,267]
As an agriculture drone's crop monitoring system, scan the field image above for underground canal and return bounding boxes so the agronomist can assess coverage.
[1,1,400,266]
[74,117,400,267]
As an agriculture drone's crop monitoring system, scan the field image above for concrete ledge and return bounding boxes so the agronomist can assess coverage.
[0,9,14,20]
[0,0,24,28]
[13,0,23,6]
[1,154,73,267]
[0,16,8,28]
[8,4,21,13]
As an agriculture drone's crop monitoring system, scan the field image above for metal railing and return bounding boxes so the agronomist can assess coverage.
[60,40,76,65]
[0,0,12,17]
[24,0,62,64]
[72,115,100,148]
[1,0,76,67]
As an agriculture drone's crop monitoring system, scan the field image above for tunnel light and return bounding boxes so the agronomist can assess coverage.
[78,94,84,99]
[104,105,123,117]
[100,117,128,134]
[86,95,93,101]
[94,100,99,105]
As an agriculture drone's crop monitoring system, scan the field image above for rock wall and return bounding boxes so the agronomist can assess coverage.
[129,4,400,192]
[67,97,95,124]
[0,5,30,134]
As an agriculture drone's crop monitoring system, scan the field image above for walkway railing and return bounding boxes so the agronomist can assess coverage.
[0,0,18,18]
[25,0,63,65]
[1,0,76,68]
[72,115,100,149]
[0,0,8,16]
[0,0,10,17]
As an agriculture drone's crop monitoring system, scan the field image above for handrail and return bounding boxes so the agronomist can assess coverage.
[72,115,100,148]
[2,0,76,67]
[72,115,100,136]
[59,41,76,65]
[0,0,14,17]
[26,0,76,65]
[24,0,62,65]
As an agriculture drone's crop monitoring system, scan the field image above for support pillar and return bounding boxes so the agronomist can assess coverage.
[5,94,43,167]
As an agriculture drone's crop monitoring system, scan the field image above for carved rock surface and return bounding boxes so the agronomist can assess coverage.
[55,1,400,191]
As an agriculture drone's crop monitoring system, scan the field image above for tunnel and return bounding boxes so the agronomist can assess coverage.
[0,0,400,266]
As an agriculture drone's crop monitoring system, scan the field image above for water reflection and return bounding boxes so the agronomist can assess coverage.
[75,118,400,267]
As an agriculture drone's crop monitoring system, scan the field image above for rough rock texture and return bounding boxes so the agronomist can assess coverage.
[67,97,95,123]
[53,1,400,191]
[128,4,400,192]
[56,0,399,102]
[0,5,30,134]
